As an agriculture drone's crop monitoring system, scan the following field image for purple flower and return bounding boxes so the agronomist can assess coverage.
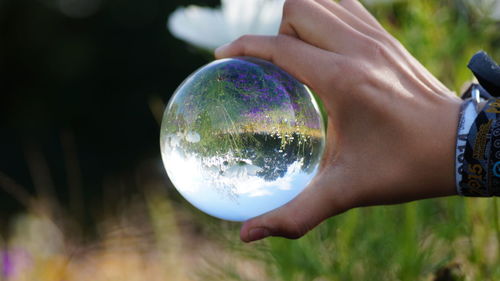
[2,251,12,277]
[1,248,31,279]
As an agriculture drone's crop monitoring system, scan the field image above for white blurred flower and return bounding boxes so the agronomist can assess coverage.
[168,0,285,51]
[491,0,500,20]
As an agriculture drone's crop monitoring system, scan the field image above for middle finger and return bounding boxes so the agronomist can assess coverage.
[278,0,370,55]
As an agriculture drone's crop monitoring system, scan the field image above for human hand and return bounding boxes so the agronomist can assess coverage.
[215,0,462,242]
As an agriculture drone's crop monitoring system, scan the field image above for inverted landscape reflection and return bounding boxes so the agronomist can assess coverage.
[160,57,325,221]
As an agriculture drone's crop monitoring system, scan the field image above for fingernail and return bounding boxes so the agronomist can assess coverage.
[248,227,270,242]
[214,43,230,58]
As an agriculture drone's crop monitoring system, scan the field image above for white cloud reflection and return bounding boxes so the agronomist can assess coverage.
[162,146,313,221]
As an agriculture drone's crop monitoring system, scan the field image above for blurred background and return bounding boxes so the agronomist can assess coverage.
[1,0,500,280]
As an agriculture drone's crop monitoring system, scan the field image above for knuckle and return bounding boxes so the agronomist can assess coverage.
[371,30,392,45]
[277,212,310,239]
[375,32,400,53]
[361,69,382,95]
[330,58,380,101]
[361,37,387,58]
[234,34,253,46]
[232,34,256,54]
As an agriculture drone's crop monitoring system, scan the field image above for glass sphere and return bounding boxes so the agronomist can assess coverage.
[160,57,325,221]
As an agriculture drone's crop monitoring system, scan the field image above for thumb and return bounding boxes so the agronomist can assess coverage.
[240,172,347,242]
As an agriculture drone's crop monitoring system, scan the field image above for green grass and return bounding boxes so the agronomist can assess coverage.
[204,198,499,280]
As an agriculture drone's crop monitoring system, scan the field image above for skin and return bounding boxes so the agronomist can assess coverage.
[215,0,462,243]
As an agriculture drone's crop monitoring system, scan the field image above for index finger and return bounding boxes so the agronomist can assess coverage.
[215,34,342,100]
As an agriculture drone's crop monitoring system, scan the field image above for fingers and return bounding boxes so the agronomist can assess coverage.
[334,0,451,96]
[215,34,341,95]
[337,0,452,95]
[278,0,368,54]
[278,0,450,96]
[316,0,385,40]
[240,168,348,242]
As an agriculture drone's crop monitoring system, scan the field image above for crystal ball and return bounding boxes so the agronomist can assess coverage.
[160,57,325,221]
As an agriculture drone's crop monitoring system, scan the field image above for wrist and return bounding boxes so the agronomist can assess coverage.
[426,97,462,197]
[402,95,461,200]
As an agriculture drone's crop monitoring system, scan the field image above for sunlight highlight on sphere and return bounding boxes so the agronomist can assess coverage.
[160,57,325,221]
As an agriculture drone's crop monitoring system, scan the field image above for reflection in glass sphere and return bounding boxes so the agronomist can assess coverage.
[160,57,325,221]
